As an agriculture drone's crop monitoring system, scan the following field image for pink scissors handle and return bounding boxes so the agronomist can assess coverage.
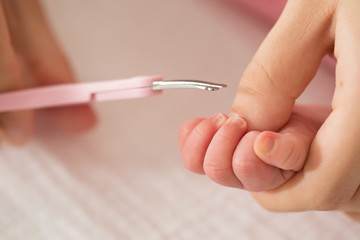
[0,76,226,112]
[0,76,162,112]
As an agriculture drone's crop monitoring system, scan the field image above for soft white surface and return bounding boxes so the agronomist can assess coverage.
[1,0,359,239]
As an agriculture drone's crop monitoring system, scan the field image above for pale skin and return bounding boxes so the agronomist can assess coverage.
[0,0,96,145]
[2,0,360,221]
[179,0,360,221]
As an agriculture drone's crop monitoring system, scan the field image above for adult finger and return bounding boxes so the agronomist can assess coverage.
[252,1,360,212]
[252,109,360,212]
[2,0,96,132]
[0,2,34,145]
[231,0,336,131]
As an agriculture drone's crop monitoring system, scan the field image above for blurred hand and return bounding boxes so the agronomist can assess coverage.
[179,0,360,219]
[0,0,96,145]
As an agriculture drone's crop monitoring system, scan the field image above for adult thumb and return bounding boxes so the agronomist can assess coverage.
[232,0,336,131]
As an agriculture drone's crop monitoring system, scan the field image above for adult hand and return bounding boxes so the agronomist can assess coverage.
[0,0,96,145]
[180,0,360,218]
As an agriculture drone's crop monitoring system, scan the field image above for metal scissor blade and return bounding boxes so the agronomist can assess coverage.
[152,80,227,91]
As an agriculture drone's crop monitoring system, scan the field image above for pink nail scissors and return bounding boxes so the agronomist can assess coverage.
[0,76,226,112]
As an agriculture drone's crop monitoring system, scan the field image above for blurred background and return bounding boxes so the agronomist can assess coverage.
[0,0,358,239]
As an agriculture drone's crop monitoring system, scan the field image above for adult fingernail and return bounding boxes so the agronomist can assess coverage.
[210,113,227,127]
